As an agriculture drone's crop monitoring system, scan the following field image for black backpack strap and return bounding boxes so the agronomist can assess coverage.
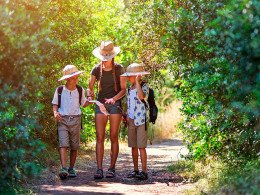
[140,82,149,109]
[57,85,63,108]
[57,85,63,142]
[76,85,83,130]
[140,82,149,131]
[76,85,82,106]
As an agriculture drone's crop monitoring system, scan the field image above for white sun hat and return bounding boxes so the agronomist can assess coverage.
[120,63,150,77]
[58,65,85,81]
[92,41,120,61]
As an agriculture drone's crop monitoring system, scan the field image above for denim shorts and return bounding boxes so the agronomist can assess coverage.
[95,101,121,115]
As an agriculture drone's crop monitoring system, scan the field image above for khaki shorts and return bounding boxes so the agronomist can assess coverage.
[58,115,81,150]
[128,118,148,148]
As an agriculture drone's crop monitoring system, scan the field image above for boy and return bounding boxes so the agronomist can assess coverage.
[120,63,150,180]
[52,64,92,179]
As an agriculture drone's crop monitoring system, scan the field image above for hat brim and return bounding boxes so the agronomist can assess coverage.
[120,72,150,77]
[92,46,120,61]
[58,71,85,81]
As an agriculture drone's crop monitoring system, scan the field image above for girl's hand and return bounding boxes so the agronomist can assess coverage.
[105,98,115,104]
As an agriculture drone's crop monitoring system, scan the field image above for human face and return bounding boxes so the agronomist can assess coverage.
[102,59,112,68]
[127,76,136,84]
[66,75,79,86]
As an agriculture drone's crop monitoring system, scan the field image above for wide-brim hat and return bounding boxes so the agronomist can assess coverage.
[92,41,120,61]
[120,63,150,77]
[58,65,85,81]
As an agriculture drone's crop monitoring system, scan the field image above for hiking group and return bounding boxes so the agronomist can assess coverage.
[52,41,157,181]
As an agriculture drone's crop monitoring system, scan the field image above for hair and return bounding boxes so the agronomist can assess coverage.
[98,58,118,92]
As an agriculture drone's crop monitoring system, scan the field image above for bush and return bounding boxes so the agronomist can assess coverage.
[0,0,63,192]
[162,0,259,161]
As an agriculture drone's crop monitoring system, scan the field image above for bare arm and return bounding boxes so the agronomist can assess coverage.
[82,101,91,108]
[136,74,145,100]
[87,74,96,101]
[112,76,126,101]
[53,104,62,121]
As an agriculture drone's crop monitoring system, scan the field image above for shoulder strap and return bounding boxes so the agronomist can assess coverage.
[76,85,82,106]
[57,85,63,108]
[140,81,148,108]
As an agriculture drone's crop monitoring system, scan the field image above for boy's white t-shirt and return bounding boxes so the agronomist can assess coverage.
[128,88,137,119]
[52,85,87,116]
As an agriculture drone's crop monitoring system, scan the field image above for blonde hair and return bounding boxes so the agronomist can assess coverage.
[98,58,118,92]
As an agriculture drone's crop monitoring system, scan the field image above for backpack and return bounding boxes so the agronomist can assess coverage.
[57,84,83,130]
[128,82,158,125]
[57,84,82,108]
[140,82,158,124]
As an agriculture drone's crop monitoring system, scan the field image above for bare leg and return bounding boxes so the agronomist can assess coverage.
[69,150,77,168]
[109,114,121,169]
[95,114,108,169]
[60,147,67,168]
[139,148,147,173]
[132,147,139,170]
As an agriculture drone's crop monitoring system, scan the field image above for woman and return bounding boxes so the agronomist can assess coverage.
[87,41,126,179]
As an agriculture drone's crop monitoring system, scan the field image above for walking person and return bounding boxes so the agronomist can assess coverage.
[52,65,91,179]
[87,41,126,179]
[120,63,150,180]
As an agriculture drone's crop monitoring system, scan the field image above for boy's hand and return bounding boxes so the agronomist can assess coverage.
[54,111,62,121]
[87,89,95,101]
[136,73,143,83]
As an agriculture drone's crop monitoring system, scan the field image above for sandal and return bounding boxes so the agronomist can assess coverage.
[94,169,103,179]
[127,170,139,178]
[138,171,148,180]
[105,168,115,178]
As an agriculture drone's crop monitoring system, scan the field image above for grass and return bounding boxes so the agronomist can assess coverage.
[148,100,183,143]
[167,158,260,195]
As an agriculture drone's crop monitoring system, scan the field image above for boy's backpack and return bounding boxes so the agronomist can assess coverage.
[57,84,82,108]
[128,82,158,125]
[140,82,158,124]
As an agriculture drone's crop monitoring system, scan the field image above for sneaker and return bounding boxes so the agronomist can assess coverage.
[59,167,68,179]
[68,168,77,177]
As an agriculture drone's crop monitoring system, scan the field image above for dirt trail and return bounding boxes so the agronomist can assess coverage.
[33,139,194,195]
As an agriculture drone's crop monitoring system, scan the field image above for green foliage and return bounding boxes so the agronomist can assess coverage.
[1,0,259,192]
[168,158,260,195]
[0,0,62,192]
[161,0,260,161]
[215,159,260,195]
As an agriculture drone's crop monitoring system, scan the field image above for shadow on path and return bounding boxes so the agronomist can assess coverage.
[34,139,192,195]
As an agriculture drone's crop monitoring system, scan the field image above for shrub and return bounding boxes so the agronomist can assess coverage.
[0,0,62,192]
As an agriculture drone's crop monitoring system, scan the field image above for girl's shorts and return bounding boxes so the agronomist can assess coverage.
[95,101,121,114]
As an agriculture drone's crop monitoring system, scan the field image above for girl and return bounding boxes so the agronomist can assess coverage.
[87,41,126,179]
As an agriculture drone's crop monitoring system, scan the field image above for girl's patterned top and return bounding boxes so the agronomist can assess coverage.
[127,83,149,126]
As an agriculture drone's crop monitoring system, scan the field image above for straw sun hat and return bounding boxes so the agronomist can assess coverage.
[58,65,85,81]
[92,41,120,61]
[120,63,150,77]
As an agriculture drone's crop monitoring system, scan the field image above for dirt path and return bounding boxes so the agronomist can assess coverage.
[33,139,194,194]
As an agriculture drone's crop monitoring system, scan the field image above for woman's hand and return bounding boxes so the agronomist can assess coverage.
[105,98,115,104]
